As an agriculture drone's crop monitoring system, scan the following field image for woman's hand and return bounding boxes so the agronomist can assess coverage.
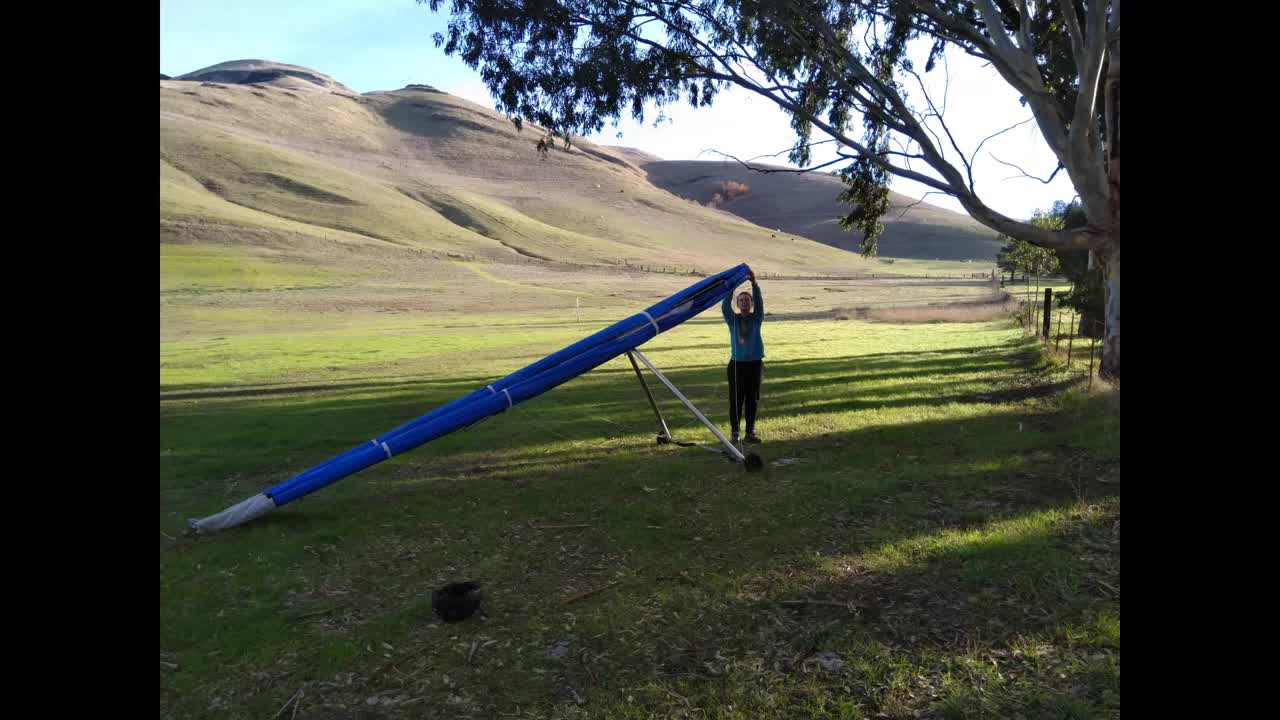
[747,268,756,284]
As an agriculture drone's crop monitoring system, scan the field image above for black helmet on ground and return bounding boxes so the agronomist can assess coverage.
[432,581,483,622]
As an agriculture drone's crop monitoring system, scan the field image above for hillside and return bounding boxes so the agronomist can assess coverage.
[176,58,353,94]
[637,160,1003,261]
[161,61,890,283]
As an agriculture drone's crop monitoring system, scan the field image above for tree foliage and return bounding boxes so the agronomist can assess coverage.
[423,0,1118,254]
[422,0,1120,374]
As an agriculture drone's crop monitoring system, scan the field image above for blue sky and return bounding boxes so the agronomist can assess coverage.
[161,0,1076,220]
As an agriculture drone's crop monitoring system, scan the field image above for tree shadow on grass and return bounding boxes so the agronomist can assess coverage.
[160,371,1119,719]
[340,408,1114,717]
[629,498,1120,719]
[161,342,1050,499]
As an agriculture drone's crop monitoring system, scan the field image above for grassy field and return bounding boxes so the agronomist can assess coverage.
[160,282,1118,719]
[866,259,997,277]
[160,63,1115,719]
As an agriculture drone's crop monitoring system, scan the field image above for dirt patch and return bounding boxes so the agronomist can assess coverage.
[835,293,1016,323]
[957,378,1078,404]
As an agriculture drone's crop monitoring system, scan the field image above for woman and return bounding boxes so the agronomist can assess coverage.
[721,267,764,445]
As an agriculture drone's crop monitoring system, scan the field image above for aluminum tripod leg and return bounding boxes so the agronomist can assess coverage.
[626,351,673,441]
[630,349,746,463]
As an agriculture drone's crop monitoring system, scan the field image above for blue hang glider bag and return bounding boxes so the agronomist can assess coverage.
[189,264,755,533]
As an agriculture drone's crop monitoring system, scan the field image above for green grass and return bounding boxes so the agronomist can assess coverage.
[160,75,1115,717]
[160,307,1118,719]
[160,244,350,293]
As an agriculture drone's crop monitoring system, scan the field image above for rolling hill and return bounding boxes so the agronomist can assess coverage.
[162,60,878,281]
[161,59,999,291]
[637,160,1002,261]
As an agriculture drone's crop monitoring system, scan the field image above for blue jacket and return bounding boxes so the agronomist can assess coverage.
[722,283,765,361]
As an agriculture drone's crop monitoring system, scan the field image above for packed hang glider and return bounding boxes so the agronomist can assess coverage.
[189,264,755,533]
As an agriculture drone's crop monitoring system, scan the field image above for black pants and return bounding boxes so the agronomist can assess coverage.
[727,360,763,436]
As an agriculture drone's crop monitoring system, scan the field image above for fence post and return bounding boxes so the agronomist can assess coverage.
[1042,287,1053,341]
[1067,311,1076,368]
[1055,301,1064,351]
[1088,329,1097,389]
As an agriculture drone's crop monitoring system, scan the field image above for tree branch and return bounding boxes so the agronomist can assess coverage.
[741,139,842,164]
[895,191,951,219]
[1057,0,1087,68]
[906,66,973,193]
[777,3,1093,250]
[898,2,1015,78]
[972,116,1036,168]
[973,0,1019,56]
[1061,1,1111,214]
[512,0,1100,251]
[779,5,953,174]
[887,135,920,172]
[758,83,803,94]
[856,4,989,62]
[940,50,951,117]
[643,0,805,108]
[884,150,928,161]
[670,54,950,191]
[836,148,926,162]
[990,153,1065,184]
[908,105,946,160]
[700,150,847,175]
[905,0,1070,163]
[743,9,913,152]
[1017,0,1032,50]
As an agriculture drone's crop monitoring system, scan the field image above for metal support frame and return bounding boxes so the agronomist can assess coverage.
[629,349,747,463]
[626,351,673,442]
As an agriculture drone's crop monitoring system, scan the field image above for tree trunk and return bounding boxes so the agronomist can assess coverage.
[1100,23,1120,381]
[1099,242,1119,380]
[1078,311,1101,339]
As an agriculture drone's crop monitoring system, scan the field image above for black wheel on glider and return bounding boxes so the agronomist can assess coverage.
[743,452,764,472]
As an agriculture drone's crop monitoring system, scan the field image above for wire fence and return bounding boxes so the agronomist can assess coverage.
[1016,288,1106,388]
